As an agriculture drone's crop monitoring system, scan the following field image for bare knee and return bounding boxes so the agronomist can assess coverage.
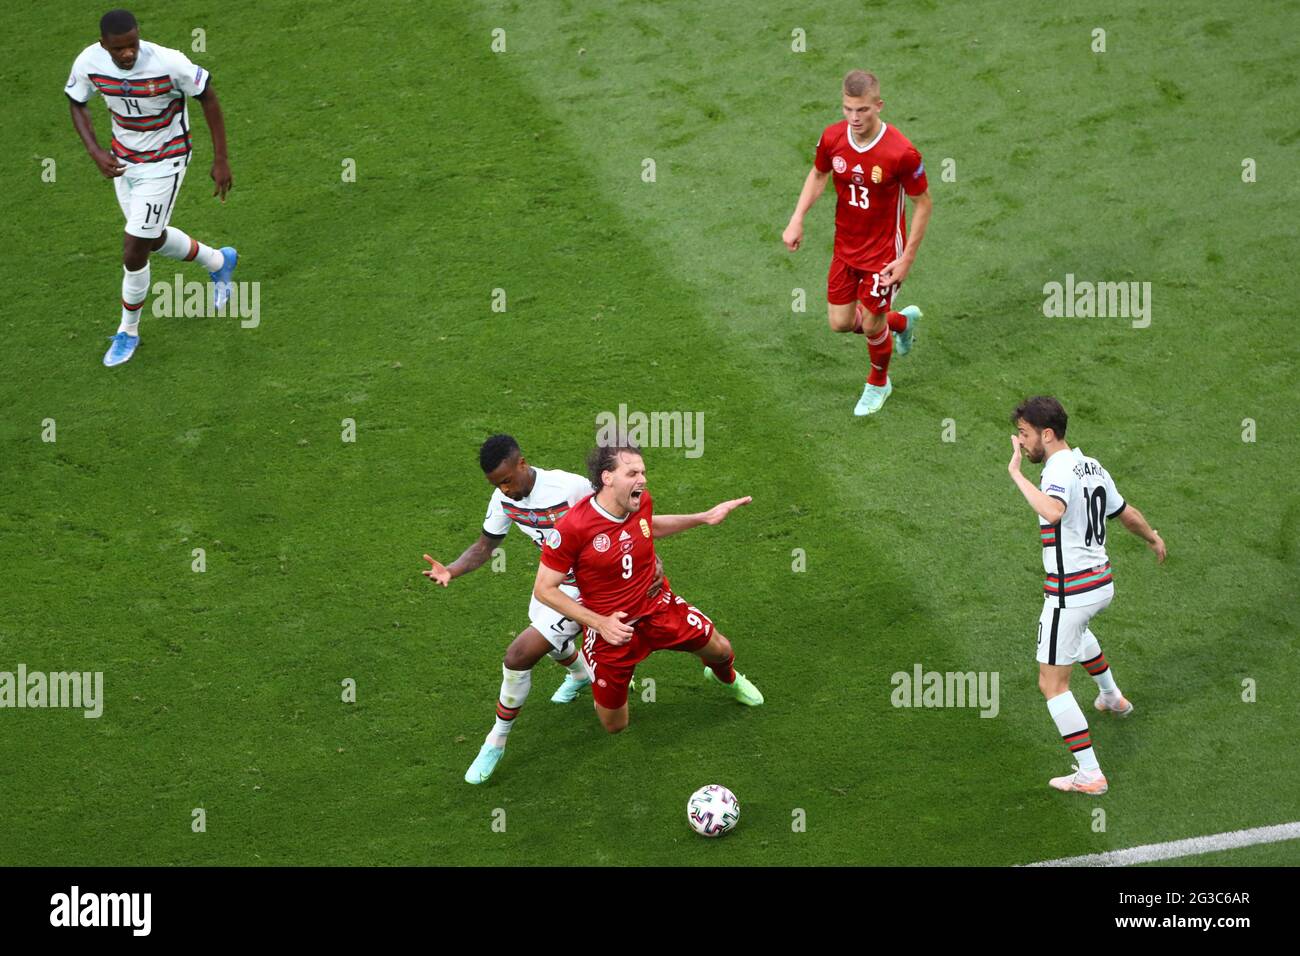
[827,303,857,332]
[701,631,733,664]
[596,703,629,734]
[1038,669,1069,699]
[862,312,887,336]
[503,646,533,671]
[122,234,152,271]
[503,629,548,671]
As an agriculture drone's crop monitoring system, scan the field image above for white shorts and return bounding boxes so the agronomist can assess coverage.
[1036,594,1112,665]
[529,585,581,659]
[115,162,188,239]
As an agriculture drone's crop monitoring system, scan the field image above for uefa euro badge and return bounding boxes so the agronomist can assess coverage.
[871,165,883,184]
[640,519,650,539]
[832,155,847,174]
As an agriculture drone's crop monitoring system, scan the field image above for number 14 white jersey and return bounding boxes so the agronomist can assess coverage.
[1038,447,1126,607]
[65,40,210,178]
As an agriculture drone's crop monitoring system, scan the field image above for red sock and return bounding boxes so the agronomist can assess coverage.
[852,302,866,334]
[866,326,893,386]
[709,655,736,685]
[886,310,908,333]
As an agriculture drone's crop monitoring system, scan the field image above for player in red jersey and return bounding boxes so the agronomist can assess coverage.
[533,441,762,733]
[783,70,934,416]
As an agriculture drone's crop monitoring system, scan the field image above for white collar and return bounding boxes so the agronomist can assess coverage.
[591,495,629,523]
[848,121,888,153]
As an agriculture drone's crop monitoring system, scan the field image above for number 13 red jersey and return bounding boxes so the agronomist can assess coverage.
[814,120,928,272]
[540,491,659,622]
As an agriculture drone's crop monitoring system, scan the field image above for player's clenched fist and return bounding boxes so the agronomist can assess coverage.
[92,147,125,178]
[782,219,803,251]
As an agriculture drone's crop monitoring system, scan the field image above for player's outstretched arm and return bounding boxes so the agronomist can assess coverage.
[1007,437,1066,524]
[533,564,633,645]
[880,190,932,287]
[68,99,124,178]
[1117,504,1167,563]
[783,167,830,251]
[421,532,502,587]
[653,496,752,538]
[195,84,232,202]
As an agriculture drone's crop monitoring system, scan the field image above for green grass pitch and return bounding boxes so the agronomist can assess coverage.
[1,0,1297,866]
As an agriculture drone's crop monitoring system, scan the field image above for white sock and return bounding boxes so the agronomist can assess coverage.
[1079,633,1120,696]
[1046,690,1101,773]
[119,263,150,334]
[488,666,532,746]
[156,226,224,272]
[559,653,586,679]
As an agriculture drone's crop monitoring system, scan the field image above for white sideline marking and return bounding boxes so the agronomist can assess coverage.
[1026,821,1300,867]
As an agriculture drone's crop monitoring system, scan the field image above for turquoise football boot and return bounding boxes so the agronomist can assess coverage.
[893,304,923,356]
[464,742,505,784]
[550,672,591,703]
[853,378,893,416]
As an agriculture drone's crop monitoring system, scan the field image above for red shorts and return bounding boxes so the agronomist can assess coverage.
[827,255,897,314]
[581,588,714,709]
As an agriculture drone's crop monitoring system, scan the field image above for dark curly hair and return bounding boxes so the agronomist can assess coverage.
[1010,396,1067,439]
[479,434,521,473]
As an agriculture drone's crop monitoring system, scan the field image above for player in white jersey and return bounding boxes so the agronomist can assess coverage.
[422,435,665,784]
[1008,397,1166,795]
[66,10,239,368]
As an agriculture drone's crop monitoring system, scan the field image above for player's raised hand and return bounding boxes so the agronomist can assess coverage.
[782,220,803,251]
[1008,435,1023,473]
[701,496,752,526]
[92,147,125,178]
[598,611,634,646]
[1149,531,1167,564]
[211,159,233,202]
[421,554,452,587]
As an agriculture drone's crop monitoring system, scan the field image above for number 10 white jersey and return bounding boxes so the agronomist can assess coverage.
[1038,447,1126,607]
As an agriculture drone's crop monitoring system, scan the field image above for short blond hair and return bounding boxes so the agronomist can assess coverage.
[843,70,880,98]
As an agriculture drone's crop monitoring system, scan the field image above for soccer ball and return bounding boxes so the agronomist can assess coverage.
[686,784,740,837]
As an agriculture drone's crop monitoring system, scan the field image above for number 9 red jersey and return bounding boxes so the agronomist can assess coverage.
[539,490,660,623]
